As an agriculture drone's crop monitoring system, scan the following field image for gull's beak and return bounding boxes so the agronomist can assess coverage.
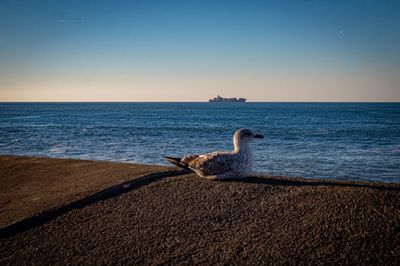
[253,134,264,139]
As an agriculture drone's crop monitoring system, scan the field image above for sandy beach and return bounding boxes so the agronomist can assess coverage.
[0,156,399,265]
[0,156,175,228]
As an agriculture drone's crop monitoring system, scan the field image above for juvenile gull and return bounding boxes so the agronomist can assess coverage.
[164,128,264,180]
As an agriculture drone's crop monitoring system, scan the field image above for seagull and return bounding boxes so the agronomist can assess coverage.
[164,128,264,180]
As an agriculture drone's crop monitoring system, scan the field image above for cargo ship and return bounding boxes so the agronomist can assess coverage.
[209,95,247,103]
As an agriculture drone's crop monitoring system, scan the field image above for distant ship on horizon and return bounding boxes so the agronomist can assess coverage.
[209,95,247,103]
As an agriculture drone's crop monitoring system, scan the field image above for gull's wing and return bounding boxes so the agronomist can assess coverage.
[182,152,234,176]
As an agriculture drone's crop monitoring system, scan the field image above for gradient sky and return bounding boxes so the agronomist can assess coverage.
[0,0,399,102]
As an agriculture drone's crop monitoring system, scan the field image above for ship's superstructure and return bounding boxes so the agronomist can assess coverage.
[209,95,246,103]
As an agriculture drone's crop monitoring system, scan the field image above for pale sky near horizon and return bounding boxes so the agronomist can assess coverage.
[0,0,399,102]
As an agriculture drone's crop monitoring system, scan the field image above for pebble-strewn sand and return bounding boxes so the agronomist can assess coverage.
[0,156,399,265]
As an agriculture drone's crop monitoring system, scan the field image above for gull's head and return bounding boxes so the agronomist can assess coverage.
[233,128,264,148]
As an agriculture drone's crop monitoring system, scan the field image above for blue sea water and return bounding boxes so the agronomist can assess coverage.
[0,102,399,183]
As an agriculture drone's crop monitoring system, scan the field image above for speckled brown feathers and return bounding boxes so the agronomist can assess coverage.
[164,129,264,179]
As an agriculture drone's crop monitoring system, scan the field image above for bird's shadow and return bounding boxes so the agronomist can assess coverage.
[221,176,400,191]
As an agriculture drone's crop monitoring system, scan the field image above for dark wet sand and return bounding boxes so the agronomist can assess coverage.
[1,156,399,265]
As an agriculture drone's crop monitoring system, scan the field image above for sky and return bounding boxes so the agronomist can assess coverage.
[0,0,399,102]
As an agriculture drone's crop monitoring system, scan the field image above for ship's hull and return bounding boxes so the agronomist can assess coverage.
[209,99,246,102]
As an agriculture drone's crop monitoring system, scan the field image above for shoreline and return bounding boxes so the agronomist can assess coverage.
[2,154,398,184]
[1,155,399,264]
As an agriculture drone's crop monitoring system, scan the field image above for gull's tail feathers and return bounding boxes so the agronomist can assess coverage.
[163,156,192,172]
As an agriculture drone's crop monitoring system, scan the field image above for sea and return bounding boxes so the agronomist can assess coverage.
[0,102,399,183]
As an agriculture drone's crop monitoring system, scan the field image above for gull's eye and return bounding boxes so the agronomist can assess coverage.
[242,130,252,137]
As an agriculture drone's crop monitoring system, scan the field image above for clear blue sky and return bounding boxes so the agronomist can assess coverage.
[0,0,399,101]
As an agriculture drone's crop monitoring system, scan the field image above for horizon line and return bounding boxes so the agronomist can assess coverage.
[1,101,399,104]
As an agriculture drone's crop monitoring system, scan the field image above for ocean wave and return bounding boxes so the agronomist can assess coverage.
[1,102,399,183]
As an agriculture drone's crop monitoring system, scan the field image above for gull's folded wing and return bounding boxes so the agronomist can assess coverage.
[183,152,233,176]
